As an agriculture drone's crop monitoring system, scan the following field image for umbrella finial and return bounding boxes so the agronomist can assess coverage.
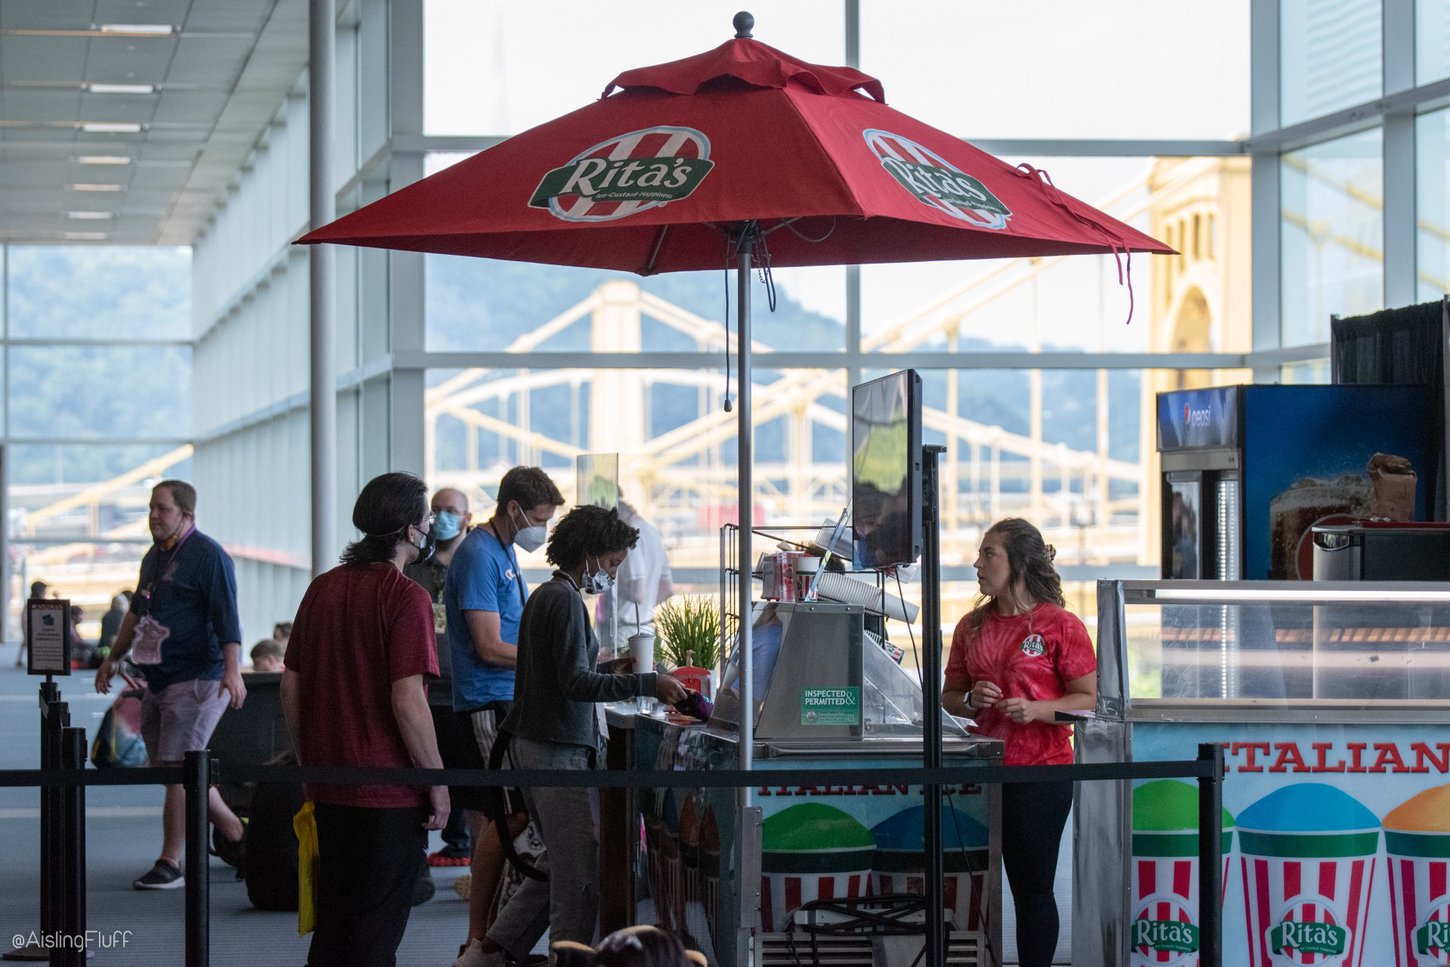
[733,11,754,38]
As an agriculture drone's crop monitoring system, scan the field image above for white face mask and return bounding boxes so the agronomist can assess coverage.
[511,505,547,553]
[581,557,615,595]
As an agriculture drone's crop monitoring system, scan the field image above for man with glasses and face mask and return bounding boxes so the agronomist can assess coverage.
[405,486,476,867]
[443,466,564,956]
[94,479,248,890]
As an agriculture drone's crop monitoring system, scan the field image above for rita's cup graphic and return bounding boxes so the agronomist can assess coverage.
[1384,783,1450,967]
[870,804,989,931]
[1131,780,1235,967]
[1237,783,1380,967]
[759,803,874,932]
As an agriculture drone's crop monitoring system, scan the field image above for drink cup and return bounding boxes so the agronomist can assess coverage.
[871,804,988,931]
[630,631,656,674]
[1236,783,1379,967]
[630,631,656,711]
[759,803,874,933]
[1130,780,1234,967]
[1383,783,1450,967]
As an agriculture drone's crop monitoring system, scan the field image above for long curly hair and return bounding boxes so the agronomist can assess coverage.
[545,504,638,571]
[965,517,1064,638]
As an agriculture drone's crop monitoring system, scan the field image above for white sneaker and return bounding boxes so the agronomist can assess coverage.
[453,938,506,967]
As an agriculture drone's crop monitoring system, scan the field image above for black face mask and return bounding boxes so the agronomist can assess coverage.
[412,522,438,565]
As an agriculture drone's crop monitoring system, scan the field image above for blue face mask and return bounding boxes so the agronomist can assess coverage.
[434,510,463,542]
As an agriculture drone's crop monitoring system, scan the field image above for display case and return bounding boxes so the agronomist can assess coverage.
[1078,580,1450,967]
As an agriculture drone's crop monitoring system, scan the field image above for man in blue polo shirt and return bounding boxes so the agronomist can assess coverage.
[444,466,563,958]
[95,479,247,889]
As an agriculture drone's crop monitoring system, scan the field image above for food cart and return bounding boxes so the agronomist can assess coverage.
[625,600,1003,967]
[1079,579,1450,967]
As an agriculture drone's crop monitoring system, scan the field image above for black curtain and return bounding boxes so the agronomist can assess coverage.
[1331,296,1450,519]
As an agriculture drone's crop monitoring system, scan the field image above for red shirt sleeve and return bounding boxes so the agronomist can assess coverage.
[944,614,973,686]
[1051,609,1096,684]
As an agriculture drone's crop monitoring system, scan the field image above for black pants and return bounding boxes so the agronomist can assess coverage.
[1000,779,1074,967]
[309,803,428,967]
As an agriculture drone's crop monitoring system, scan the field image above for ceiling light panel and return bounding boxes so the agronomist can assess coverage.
[85,82,157,94]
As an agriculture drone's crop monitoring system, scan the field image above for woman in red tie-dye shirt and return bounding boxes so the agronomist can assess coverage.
[943,517,1097,967]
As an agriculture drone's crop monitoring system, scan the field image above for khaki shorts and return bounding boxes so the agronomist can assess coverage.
[140,678,230,765]
[457,703,526,819]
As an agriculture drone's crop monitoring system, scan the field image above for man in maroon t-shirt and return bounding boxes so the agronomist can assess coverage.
[282,472,449,967]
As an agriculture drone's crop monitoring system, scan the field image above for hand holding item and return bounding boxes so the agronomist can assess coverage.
[996,696,1041,725]
[970,679,1002,711]
[655,672,688,705]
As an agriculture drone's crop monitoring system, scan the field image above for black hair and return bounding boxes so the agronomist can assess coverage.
[545,504,638,572]
[340,472,429,565]
[590,926,693,967]
[497,466,564,514]
[966,517,1064,638]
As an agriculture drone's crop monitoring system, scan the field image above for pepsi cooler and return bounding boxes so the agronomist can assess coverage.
[1158,384,1430,580]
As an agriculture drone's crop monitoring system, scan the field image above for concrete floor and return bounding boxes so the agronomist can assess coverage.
[0,650,476,967]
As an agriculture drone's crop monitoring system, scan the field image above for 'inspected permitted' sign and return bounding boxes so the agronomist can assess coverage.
[801,686,860,726]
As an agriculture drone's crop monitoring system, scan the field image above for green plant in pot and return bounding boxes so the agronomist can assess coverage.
[654,595,721,670]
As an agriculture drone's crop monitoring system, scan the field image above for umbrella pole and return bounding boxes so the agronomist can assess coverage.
[734,225,757,967]
[735,224,755,774]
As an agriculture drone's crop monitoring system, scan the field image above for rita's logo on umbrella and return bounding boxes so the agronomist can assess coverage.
[863,129,1011,229]
[530,126,714,223]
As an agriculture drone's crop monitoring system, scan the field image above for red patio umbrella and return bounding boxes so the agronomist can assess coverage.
[300,21,1169,272]
[300,21,1170,959]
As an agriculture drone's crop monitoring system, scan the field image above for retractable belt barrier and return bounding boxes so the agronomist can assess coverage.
[2,744,1228,967]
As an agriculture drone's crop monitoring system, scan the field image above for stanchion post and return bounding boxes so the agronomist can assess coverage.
[1197,742,1224,967]
[41,690,67,944]
[920,444,946,967]
[58,726,87,967]
[184,750,211,967]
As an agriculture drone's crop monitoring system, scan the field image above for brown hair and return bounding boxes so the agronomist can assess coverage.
[497,466,564,513]
[965,517,1064,639]
[154,479,197,515]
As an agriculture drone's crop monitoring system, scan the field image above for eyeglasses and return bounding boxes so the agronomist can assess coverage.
[421,513,436,529]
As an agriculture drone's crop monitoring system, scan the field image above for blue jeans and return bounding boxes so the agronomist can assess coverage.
[487,737,600,958]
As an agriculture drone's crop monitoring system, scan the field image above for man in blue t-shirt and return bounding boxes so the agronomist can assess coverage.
[94,480,247,890]
[444,466,563,956]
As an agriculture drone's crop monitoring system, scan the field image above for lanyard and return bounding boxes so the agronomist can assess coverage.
[488,523,527,609]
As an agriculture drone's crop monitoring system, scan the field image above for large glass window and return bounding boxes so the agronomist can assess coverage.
[2,245,192,641]
[861,2,1250,139]
[426,255,847,354]
[861,156,1251,355]
[1418,107,1450,301]
[8,345,191,439]
[7,246,191,340]
[6,443,192,642]
[1418,0,1450,85]
[1280,129,1383,346]
[1280,0,1382,126]
[423,0,844,137]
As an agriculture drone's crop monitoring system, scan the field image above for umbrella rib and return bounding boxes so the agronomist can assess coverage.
[643,224,670,275]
